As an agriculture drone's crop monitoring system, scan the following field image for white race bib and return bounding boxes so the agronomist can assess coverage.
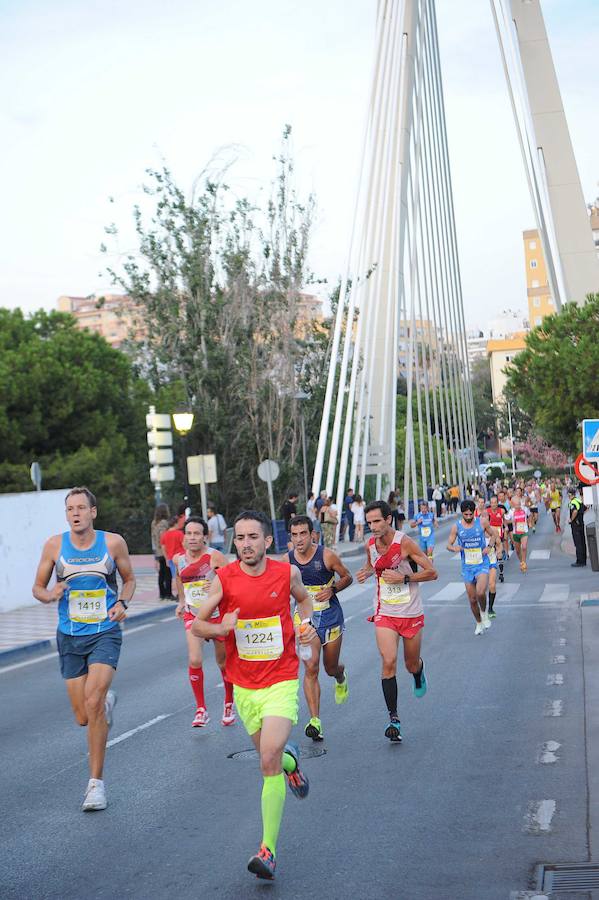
[379,577,411,605]
[515,521,528,534]
[235,616,283,661]
[421,526,432,538]
[68,589,107,624]
[183,580,209,608]
[464,548,483,566]
[306,584,331,612]
[487,547,497,565]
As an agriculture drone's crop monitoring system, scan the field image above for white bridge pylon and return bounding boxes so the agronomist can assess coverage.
[312,0,478,516]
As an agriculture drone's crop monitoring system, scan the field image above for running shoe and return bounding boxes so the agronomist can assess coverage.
[247,844,276,880]
[304,717,324,741]
[334,671,349,705]
[82,779,107,812]
[482,612,492,630]
[520,561,527,573]
[384,717,402,742]
[498,573,504,583]
[413,661,427,699]
[488,610,496,619]
[474,622,484,636]
[192,708,210,727]
[283,742,310,799]
[104,690,117,732]
[221,702,235,726]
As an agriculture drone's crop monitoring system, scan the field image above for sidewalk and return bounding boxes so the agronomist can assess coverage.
[0,555,177,664]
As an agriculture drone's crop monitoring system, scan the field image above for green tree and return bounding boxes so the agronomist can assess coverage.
[103,128,330,517]
[0,308,154,549]
[469,357,496,445]
[504,295,599,453]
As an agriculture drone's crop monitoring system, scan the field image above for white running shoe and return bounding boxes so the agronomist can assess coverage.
[221,702,235,726]
[82,779,107,811]
[474,622,484,636]
[192,708,210,727]
[482,612,492,630]
[104,690,117,732]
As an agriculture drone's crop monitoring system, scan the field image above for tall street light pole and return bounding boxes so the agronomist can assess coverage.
[295,390,309,506]
[172,410,195,512]
[507,401,516,478]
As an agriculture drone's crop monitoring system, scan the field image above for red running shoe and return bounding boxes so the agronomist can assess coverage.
[221,702,235,726]
[247,844,276,880]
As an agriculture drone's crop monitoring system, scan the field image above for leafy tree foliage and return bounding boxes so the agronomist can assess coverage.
[504,294,599,453]
[0,308,153,547]
[103,128,331,517]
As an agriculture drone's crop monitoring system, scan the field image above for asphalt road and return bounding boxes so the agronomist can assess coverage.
[1,511,595,900]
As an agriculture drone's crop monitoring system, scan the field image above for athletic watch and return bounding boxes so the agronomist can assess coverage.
[118,598,129,610]
[403,575,411,585]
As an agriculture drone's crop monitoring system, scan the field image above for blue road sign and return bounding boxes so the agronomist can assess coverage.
[582,419,599,461]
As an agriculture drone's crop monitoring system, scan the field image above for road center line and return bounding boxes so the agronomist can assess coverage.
[107,714,172,747]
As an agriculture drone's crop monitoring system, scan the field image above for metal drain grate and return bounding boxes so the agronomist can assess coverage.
[537,862,599,892]
[228,746,327,760]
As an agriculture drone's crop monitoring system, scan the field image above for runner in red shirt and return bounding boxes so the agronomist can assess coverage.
[173,516,230,727]
[356,500,438,744]
[486,495,505,609]
[192,510,316,882]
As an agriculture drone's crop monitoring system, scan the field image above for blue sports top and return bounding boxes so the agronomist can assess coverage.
[415,512,435,536]
[288,544,340,618]
[56,530,119,636]
[456,518,487,566]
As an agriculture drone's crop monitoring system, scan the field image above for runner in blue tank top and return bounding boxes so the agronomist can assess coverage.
[288,516,353,742]
[447,499,500,636]
[33,486,136,812]
[409,501,438,559]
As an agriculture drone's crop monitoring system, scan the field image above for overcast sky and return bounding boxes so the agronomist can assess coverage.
[1,0,597,329]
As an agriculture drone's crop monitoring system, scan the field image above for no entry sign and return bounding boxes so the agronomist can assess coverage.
[574,452,599,486]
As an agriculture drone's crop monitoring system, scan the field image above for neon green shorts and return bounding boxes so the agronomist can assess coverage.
[233,679,300,737]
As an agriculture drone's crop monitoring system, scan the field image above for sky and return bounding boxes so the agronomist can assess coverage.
[0,0,597,330]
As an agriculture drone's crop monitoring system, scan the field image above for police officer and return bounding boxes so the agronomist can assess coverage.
[568,486,587,568]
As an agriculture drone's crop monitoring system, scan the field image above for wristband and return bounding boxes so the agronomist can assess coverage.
[404,575,411,585]
[118,598,128,610]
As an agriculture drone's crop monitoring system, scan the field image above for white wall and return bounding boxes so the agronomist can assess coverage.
[0,490,69,613]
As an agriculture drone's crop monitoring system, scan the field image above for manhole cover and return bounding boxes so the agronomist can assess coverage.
[536,862,599,892]
[228,746,327,760]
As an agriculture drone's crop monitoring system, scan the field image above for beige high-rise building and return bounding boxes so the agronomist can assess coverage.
[522,229,557,329]
[57,294,145,348]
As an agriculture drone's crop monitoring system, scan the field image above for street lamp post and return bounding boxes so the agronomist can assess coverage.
[507,401,516,478]
[172,410,195,512]
[294,390,309,505]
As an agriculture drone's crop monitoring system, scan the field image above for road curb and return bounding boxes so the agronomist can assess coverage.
[0,605,176,667]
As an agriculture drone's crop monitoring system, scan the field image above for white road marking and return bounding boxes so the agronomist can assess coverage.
[537,741,561,764]
[543,700,563,717]
[496,583,521,602]
[539,584,569,603]
[123,623,156,635]
[107,713,171,748]
[427,582,465,602]
[0,651,57,674]
[529,550,550,560]
[523,799,556,833]
[552,655,566,664]
[547,673,564,686]
[510,892,549,899]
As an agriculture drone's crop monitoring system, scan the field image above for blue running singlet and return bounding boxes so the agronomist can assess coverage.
[56,531,119,636]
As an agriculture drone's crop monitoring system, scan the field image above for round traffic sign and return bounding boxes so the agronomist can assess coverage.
[574,453,599,486]
[257,459,280,482]
[533,470,541,479]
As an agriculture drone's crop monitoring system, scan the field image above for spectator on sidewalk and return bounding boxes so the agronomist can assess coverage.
[207,504,227,551]
[151,503,173,600]
[432,485,443,518]
[351,494,366,542]
[160,516,185,582]
[280,492,299,535]
[568,487,587,568]
[341,488,355,541]
[449,484,460,513]
[321,497,338,548]
[387,490,399,528]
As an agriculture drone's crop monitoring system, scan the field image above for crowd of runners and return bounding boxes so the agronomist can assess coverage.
[31,474,572,880]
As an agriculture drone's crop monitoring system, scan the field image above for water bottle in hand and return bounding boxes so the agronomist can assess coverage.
[299,620,312,661]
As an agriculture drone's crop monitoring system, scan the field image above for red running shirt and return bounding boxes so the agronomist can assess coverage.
[160,528,184,561]
[486,507,504,536]
[217,558,299,690]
